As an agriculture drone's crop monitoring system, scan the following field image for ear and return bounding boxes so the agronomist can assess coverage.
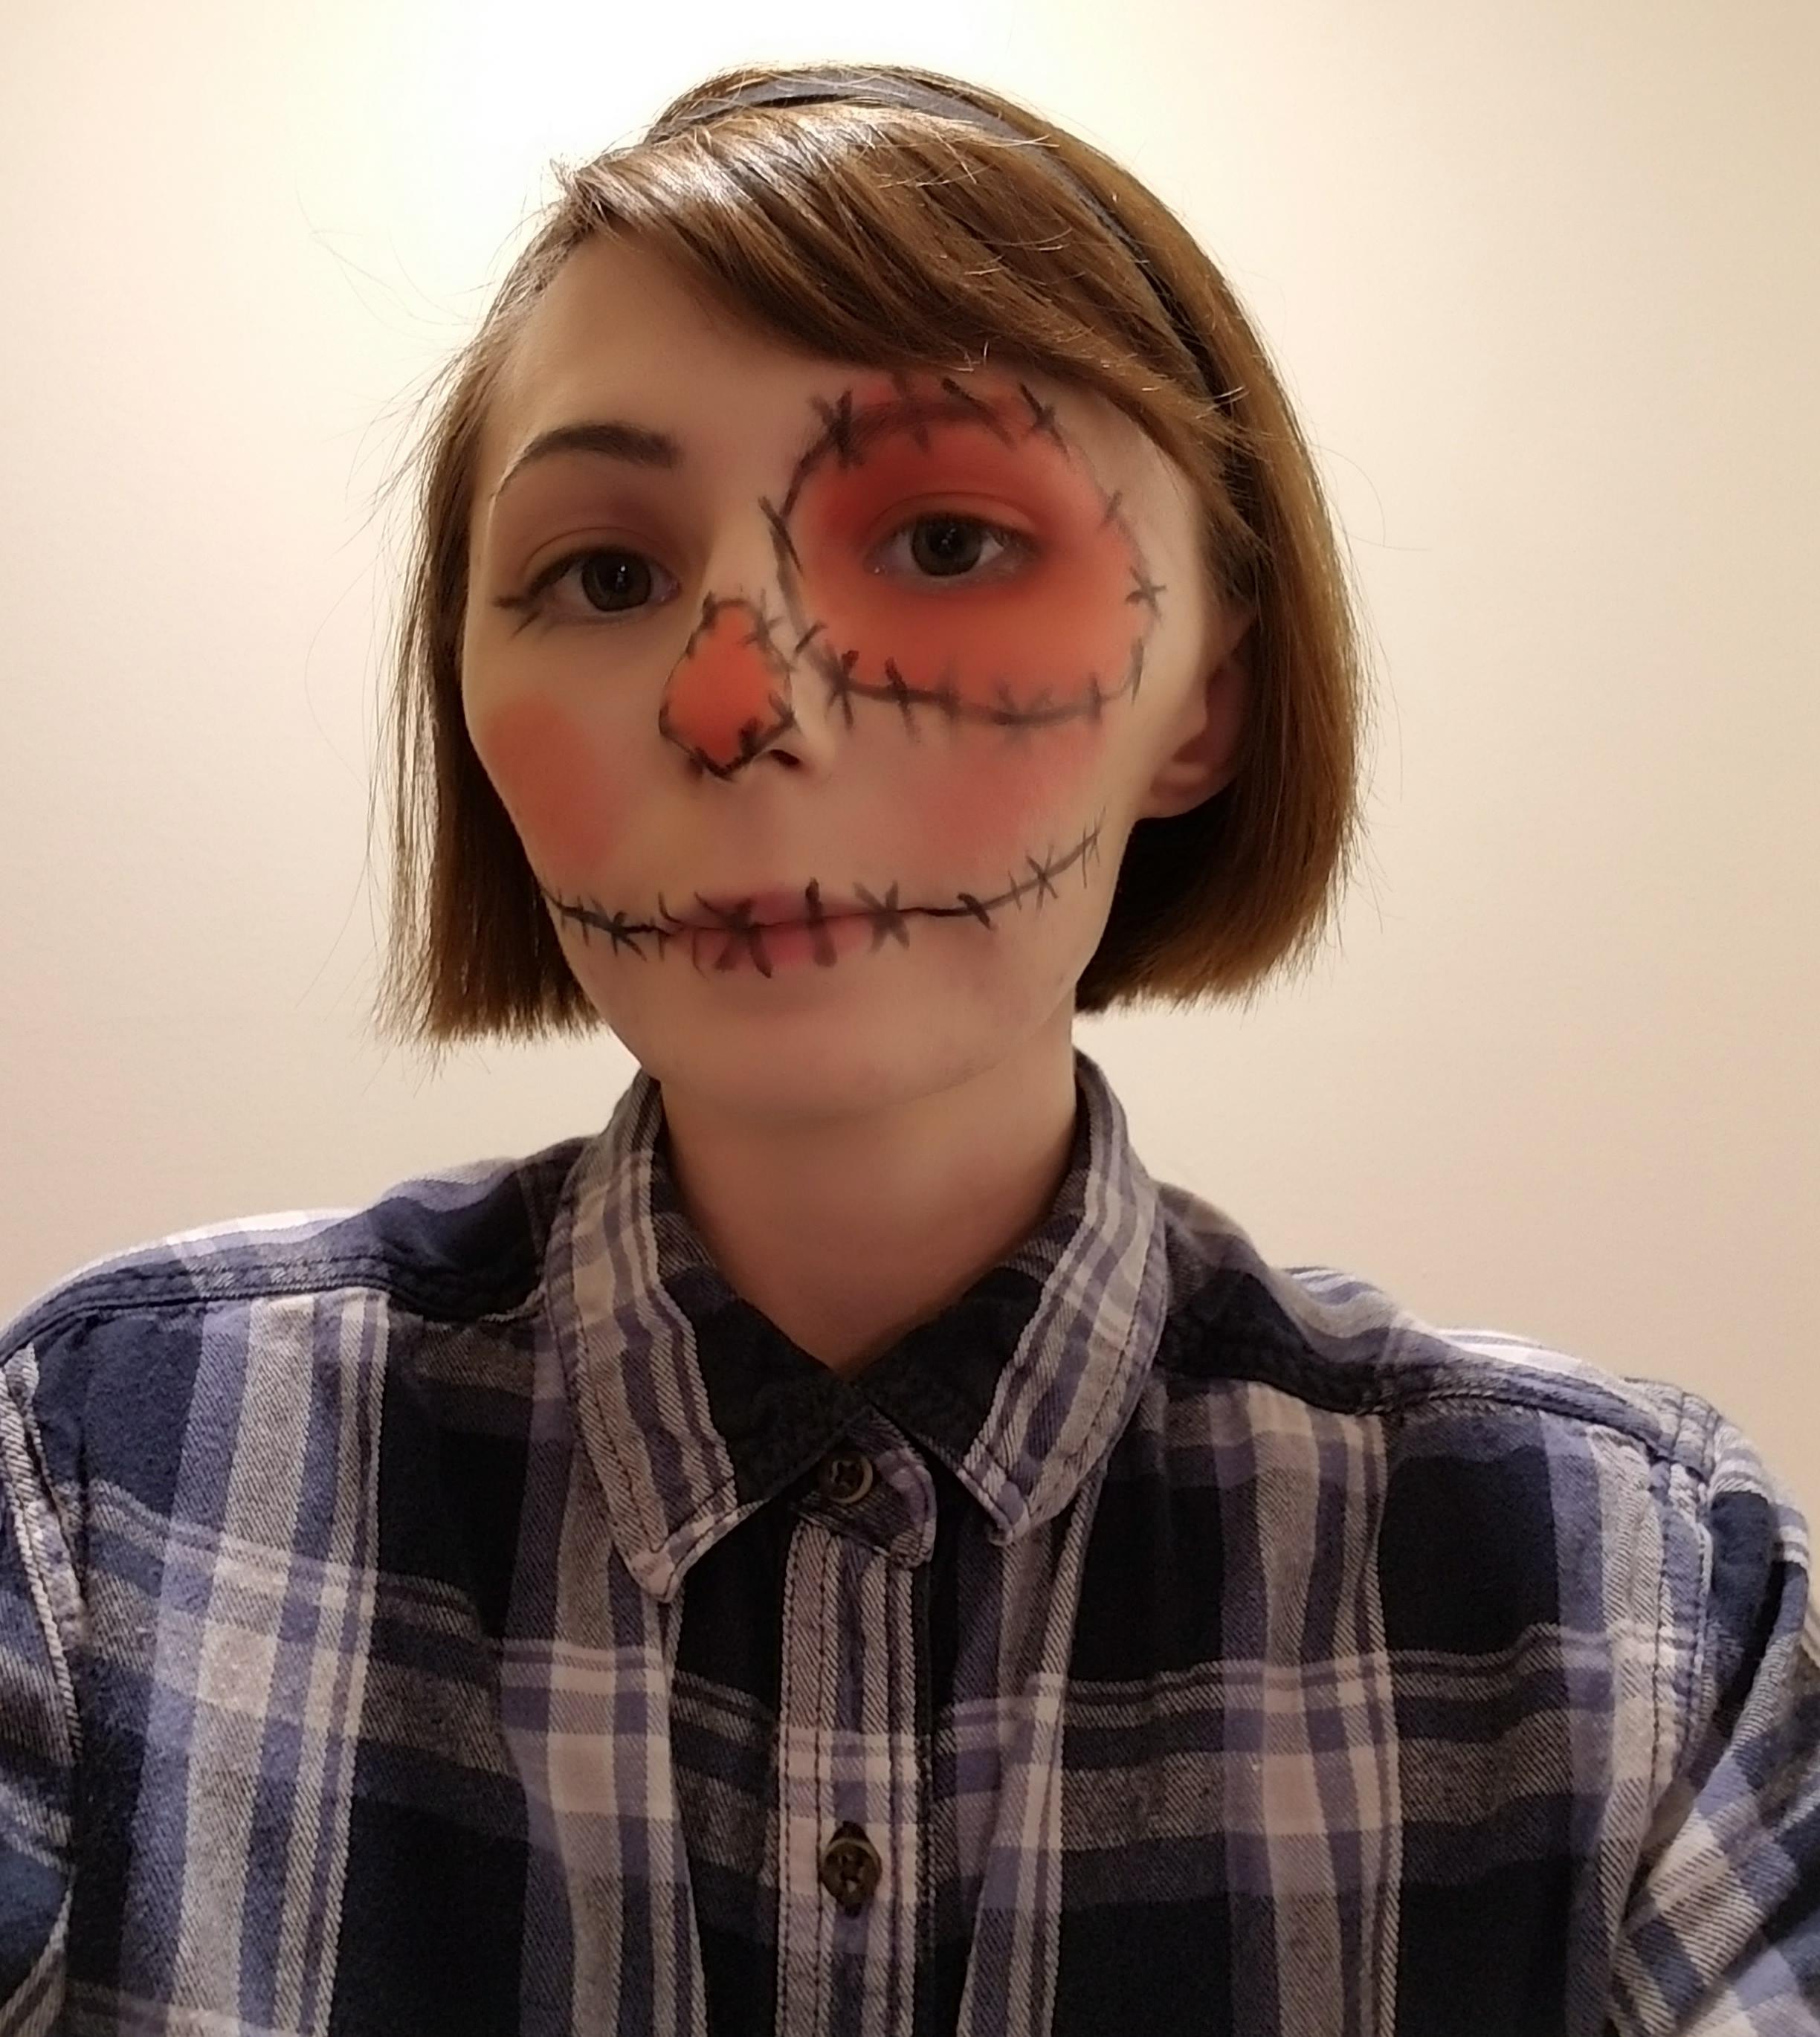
[1136,601,1256,821]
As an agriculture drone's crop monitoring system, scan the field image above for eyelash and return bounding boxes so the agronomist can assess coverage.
[493,512,1038,627]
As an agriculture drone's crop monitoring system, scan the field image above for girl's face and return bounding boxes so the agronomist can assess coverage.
[460,233,1251,1119]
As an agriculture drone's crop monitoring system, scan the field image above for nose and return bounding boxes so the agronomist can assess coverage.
[656,590,810,781]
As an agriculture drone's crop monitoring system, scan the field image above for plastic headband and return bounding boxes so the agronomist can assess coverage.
[645,72,1233,410]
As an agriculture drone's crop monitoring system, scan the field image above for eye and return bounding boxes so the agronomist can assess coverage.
[872,513,1035,586]
[494,546,680,625]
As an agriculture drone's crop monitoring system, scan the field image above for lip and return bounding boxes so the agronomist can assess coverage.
[677,885,869,929]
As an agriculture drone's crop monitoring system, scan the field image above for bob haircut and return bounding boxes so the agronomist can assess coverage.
[372,60,1375,1054]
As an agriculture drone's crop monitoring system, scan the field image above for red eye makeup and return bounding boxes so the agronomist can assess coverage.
[764,375,1161,742]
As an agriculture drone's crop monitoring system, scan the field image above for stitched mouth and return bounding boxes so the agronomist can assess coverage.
[677,918,856,934]
[678,888,869,930]
[743,914,859,929]
[534,807,1109,959]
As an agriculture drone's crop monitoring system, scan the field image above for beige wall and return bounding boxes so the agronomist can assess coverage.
[3,0,1815,1515]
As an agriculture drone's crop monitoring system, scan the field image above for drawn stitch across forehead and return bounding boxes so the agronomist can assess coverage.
[654,370,1167,781]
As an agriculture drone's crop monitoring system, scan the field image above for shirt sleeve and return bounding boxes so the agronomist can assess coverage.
[0,1349,77,2036]
[1610,1414,1820,2032]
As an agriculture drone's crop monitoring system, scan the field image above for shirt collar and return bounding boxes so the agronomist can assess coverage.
[543,1045,1172,1601]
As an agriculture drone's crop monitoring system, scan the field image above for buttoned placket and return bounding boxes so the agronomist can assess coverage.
[773,1405,937,2033]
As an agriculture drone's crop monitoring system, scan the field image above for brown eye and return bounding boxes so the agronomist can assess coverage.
[496,545,679,626]
[875,513,1033,586]
[577,550,655,611]
[909,515,988,576]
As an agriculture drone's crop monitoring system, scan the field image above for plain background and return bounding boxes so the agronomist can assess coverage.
[2,0,1814,1520]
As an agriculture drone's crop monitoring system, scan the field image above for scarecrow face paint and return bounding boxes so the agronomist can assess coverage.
[459,234,1247,1088]
[753,375,1160,766]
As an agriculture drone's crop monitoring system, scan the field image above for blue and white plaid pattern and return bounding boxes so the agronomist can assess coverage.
[1,1046,1815,2033]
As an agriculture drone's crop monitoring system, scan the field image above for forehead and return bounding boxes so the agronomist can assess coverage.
[477,233,1190,515]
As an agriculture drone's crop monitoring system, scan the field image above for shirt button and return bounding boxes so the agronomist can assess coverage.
[819,1821,882,1914]
[817,1447,875,1507]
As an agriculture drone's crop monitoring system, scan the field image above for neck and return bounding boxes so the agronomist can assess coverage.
[656,1010,1080,1378]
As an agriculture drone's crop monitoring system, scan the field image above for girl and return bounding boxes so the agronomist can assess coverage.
[1,61,1813,2036]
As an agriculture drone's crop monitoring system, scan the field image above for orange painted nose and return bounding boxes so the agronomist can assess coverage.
[657,595,799,779]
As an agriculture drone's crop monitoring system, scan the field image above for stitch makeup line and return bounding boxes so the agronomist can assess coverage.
[654,372,1168,781]
[537,810,1108,980]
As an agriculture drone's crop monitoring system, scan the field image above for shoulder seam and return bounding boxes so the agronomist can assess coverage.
[0,1140,593,1355]
[1367,1378,1703,1473]
[1157,1340,1703,1475]
[4,1250,553,1348]
[0,1358,83,1772]
[1659,1392,1713,1805]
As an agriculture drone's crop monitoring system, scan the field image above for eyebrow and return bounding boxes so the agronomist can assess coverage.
[488,384,1033,511]
[491,419,684,503]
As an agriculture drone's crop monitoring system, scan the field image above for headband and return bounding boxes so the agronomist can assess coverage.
[645,71,1231,410]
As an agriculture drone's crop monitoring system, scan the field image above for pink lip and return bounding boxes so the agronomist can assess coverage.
[680,886,868,928]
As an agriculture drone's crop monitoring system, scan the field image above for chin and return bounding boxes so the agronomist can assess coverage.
[567,911,1090,1108]
[605,981,1065,1126]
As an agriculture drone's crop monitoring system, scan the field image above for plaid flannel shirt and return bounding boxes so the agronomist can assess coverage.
[1,1046,1816,2034]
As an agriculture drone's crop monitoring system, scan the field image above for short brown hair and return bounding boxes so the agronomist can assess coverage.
[371,61,1375,1055]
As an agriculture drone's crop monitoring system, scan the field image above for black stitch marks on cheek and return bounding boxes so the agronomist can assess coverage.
[585,375,1165,835]
[535,809,1108,981]
[806,640,864,733]
[798,636,1143,743]
[761,497,801,572]
[535,892,676,961]
[1126,566,1166,619]
[880,659,920,735]
[746,372,1169,764]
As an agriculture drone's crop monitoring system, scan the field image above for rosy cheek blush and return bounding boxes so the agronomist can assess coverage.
[912,733,1103,872]
[471,694,624,876]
